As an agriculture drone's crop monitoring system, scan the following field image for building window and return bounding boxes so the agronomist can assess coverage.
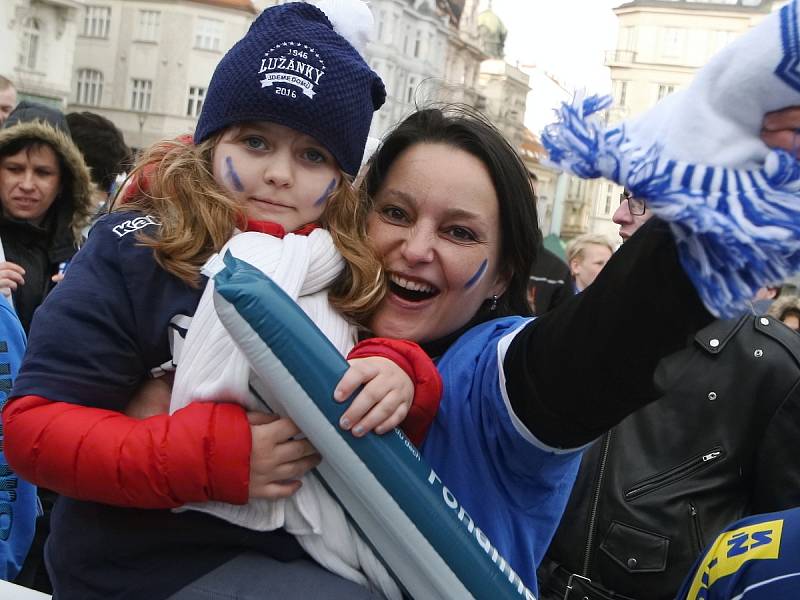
[18,18,39,70]
[137,10,160,42]
[194,17,223,51]
[186,86,206,117]
[568,177,583,198]
[385,63,395,95]
[662,27,683,57]
[390,14,398,45]
[657,84,675,101]
[83,6,111,38]
[403,25,410,55]
[614,80,628,107]
[406,76,417,104]
[711,30,736,54]
[130,79,152,111]
[621,26,635,51]
[377,10,385,42]
[413,30,422,58]
[76,69,103,105]
[604,183,613,215]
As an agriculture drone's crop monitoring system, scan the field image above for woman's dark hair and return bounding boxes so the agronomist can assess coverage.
[361,106,540,318]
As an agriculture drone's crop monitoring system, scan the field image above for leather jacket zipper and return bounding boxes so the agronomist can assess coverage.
[689,501,705,553]
[582,431,612,576]
[624,448,724,501]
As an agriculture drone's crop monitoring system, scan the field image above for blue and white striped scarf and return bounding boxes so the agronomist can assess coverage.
[543,0,800,318]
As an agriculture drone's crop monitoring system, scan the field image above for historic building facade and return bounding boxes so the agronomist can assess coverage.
[0,0,84,108]
[68,0,256,151]
[1,0,528,175]
[475,5,528,149]
[364,0,455,138]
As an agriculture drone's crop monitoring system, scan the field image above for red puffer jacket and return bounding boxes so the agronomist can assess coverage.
[3,338,441,509]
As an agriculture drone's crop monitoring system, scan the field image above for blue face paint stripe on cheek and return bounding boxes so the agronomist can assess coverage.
[464,259,488,289]
[314,178,338,207]
[225,156,244,192]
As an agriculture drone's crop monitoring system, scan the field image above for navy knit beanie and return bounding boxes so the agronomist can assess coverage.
[195,0,386,176]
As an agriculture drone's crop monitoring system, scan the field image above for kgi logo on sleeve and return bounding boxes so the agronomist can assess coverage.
[258,42,326,99]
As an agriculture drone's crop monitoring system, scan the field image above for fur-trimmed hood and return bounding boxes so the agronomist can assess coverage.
[0,119,93,244]
[768,295,800,321]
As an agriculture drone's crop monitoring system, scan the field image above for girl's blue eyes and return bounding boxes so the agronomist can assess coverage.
[240,136,326,164]
[304,149,326,164]
[244,136,266,150]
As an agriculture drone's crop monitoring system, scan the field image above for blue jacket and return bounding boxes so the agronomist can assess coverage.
[0,295,35,580]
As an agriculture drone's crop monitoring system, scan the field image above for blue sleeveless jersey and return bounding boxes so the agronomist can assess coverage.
[420,317,582,594]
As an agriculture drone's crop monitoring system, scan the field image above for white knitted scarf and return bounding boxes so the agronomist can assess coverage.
[169,230,401,599]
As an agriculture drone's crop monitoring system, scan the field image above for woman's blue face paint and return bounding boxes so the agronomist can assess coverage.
[464,259,488,289]
[225,156,245,192]
[314,178,337,207]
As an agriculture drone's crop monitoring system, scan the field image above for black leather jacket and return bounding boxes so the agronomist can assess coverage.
[538,313,800,600]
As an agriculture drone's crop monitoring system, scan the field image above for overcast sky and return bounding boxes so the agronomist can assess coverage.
[479,0,622,131]
[482,0,620,89]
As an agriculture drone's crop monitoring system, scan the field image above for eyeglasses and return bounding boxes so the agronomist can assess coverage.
[620,190,646,216]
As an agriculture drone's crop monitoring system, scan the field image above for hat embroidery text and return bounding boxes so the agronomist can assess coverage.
[259,42,326,99]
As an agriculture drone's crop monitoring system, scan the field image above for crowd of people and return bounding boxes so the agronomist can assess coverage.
[0,0,799,599]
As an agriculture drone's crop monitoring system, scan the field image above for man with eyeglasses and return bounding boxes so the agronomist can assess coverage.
[613,190,650,242]
[538,187,800,600]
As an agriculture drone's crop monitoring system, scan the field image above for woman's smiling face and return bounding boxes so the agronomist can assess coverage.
[367,142,508,343]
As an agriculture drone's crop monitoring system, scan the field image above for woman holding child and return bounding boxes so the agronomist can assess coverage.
[4,0,797,598]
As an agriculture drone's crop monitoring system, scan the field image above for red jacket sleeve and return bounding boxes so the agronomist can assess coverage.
[3,395,251,509]
[348,338,442,446]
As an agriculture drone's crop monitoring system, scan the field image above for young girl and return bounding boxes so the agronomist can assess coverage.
[3,2,439,598]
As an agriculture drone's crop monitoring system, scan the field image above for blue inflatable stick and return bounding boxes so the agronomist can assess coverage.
[213,252,537,600]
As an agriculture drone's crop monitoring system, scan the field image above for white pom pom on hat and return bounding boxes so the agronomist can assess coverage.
[312,0,375,54]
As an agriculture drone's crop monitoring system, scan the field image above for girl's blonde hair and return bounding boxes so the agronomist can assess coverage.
[117,135,386,323]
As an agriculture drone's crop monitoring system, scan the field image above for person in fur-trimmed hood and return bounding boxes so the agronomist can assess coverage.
[769,294,800,332]
[0,100,93,332]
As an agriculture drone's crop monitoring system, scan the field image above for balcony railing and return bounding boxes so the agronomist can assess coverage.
[604,49,637,65]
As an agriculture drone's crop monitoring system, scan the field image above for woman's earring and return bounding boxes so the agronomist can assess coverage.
[489,295,498,311]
